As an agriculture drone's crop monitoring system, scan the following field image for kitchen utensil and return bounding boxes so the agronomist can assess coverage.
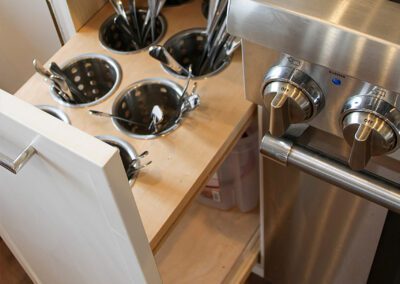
[149,105,164,133]
[88,110,147,126]
[95,135,141,185]
[141,9,151,38]
[49,74,76,103]
[109,0,130,26]
[198,0,228,71]
[156,0,167,16]
[114,15,140,49]
[34,62,72,103]
[125,150,150,175]
[212,36,241,69]
[50,62,88,103]
[100,9,166,53]
[142,0,164,42]
[138,151,149,159]
[141,0,156,41]
[148,45,189,76]
[204,0,228,54]
[162,28,231,78]
[181,82,200,113]
[225,37,241,56]
[208,19,228,59]
[117,0,129,25]
[148,0,156,41]
[128,0,141,44]
[33,59,52,79]
[178,65,193,104]
[126,160,152,177]
[51,83,74,103]
[127,154,151,168]
[206,0,219,33]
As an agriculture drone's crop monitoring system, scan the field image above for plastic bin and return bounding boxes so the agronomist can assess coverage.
[198,121,259,212]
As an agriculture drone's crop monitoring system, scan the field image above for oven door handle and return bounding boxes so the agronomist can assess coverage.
[260,134,400,213]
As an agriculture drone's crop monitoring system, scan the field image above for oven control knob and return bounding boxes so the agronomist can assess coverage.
[263,82,312,136]
[262,66,324,137]
[342,112,396,170]
[341,91,400,170]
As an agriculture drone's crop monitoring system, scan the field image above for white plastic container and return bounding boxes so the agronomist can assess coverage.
[198,122,259,212]
[198,172,237,210]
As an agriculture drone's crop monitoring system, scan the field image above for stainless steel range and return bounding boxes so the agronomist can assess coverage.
[227,0,400,283]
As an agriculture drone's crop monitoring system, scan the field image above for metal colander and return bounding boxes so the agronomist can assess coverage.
[99,10,167,54]
[162,28,231,78]
[50,54,122,108]
[96,135,139,185]
[112,78,199,139]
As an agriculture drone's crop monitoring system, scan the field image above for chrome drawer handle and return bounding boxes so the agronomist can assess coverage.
[0,144,36,174]
[260,134,400,213]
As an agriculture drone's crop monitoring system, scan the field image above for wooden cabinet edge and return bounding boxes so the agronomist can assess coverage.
[222,228,260,284]
[48,0,107,42]
[151,107,257,252]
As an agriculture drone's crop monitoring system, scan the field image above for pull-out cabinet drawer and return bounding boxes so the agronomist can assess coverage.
[0,90,160,284]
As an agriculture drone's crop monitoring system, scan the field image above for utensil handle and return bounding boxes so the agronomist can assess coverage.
[260,134,400,213]
[0,144,36,174]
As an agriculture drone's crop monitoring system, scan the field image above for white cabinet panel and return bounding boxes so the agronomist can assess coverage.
[0,90,161,284]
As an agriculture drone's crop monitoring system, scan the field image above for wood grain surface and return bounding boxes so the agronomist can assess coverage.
[156,202,259,284]
[15,0,255,250]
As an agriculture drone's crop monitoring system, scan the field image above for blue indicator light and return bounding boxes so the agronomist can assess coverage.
[332,78,342,85]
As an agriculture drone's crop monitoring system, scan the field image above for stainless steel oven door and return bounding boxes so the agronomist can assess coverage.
[258,109,400,284]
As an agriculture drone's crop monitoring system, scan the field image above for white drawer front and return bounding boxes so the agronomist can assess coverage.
[0,90,160,284]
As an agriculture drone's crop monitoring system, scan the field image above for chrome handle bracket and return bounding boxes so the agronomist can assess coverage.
[260,134,293,166]
[0,144,37,174]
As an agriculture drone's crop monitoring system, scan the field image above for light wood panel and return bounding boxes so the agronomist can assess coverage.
[15,0,255,250]
[66,0,106,31]
[156,202,259,284]
[222,229,260,284]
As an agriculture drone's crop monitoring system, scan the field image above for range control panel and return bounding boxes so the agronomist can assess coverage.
[260,54,400,170]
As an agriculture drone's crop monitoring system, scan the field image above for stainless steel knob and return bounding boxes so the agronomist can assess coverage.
[342,112,396,170]
[341,88,400,170]
[262,66,324,137]
[264,81,312,136]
